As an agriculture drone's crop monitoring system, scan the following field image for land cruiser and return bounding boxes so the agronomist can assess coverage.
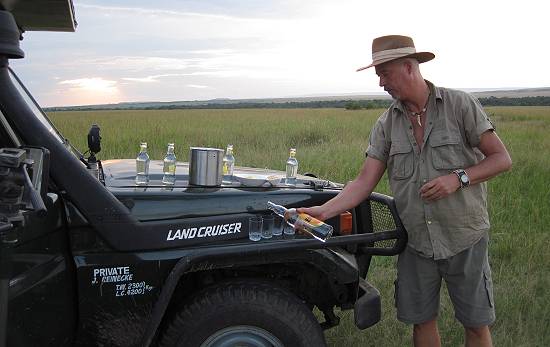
[0,1,406,346]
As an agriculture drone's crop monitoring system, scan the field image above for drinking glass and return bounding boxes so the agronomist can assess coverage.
[283,223,295,239]
[261,215,274,239]
[249,215,262,241]
[273,216,284,237]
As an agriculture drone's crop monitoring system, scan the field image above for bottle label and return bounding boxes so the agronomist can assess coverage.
[298,213,323,227]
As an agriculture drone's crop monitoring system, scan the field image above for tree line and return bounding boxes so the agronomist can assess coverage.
[344,96,550,110]
[45,96,550,112]
[478,96,550,107]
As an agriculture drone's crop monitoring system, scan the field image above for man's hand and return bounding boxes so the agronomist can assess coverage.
[294,157,386,221]
[420,174,460,202]
[297,206,327,221]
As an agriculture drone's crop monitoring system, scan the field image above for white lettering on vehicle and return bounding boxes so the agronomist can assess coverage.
[167,222,243,241]
[91,266,133,284]
[90,266,156,298]
[115,282,155,297]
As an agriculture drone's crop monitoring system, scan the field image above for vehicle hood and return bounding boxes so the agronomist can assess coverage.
[101,159,342,221]
[102,159,339,189]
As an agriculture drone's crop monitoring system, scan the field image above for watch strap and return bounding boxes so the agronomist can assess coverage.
[453,169,470,188]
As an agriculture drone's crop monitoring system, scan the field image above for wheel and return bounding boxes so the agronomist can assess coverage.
[159,279,327,347]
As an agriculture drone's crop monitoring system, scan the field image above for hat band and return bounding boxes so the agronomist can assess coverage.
[372,47,417,62]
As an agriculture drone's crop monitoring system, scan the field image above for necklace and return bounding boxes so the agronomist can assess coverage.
[407,95,430,128]
[410,108,426,127]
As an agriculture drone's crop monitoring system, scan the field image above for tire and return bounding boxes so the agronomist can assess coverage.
[159,279,327,347]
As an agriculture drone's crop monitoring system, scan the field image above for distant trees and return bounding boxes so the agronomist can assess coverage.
[345,100,392,110]
[478,96,550,106]
[345,101,362,110]
[44,96,550,112]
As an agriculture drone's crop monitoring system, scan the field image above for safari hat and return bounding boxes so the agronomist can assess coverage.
[356,35,434,71]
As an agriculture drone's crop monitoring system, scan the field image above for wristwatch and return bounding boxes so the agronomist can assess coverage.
[453,169,470,188]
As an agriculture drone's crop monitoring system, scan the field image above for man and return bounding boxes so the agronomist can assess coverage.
[299,35,512,347]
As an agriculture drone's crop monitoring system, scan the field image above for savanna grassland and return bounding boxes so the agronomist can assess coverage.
[49,106,550,347]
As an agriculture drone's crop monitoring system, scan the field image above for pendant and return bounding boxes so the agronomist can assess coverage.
[416,114,422,127]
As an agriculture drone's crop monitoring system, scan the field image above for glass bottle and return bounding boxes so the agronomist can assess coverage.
[135,142,150,185]
[222,144,235,183]
[267,201,333,242]
[162,143,177,185]
[285,148,298,185]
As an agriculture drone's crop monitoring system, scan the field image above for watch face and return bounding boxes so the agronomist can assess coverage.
[461,175,469,183]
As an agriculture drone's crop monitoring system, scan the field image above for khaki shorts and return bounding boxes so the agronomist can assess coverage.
[395,235,495,327]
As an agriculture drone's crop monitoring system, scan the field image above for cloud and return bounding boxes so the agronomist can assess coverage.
[121,76,159,83]
[76,2,298,42]
[120,71,241,83]
[78,3,248,21]
[55,77,122,106]
[23,0,548,108]
[93,56,194,72]
[59,77,118,92]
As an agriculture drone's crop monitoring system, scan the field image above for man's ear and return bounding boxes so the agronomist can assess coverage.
[403,59,414,75]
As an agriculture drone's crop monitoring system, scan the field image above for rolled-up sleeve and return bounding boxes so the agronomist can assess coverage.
[463,94,495,147]
[366,113,390,163]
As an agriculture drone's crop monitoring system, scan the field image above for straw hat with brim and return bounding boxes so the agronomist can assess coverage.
[356,35,434,71]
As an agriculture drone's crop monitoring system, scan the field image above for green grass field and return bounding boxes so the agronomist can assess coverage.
[49,106,550,347]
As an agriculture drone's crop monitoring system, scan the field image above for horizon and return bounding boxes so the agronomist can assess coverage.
[10,0,550,107]
[45,86,550,109]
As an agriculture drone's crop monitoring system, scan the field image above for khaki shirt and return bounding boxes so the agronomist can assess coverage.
[367,81,494,259]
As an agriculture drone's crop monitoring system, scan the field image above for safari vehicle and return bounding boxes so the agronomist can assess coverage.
[0,1,406,346]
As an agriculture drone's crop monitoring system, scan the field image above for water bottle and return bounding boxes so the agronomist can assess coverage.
[267,201,333,242]
[135,142,150,185]
[162,143,177,185]
[285,148,298,185]
[222,144,235,183]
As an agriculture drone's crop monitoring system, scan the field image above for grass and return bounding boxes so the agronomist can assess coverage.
[49,106,550,346]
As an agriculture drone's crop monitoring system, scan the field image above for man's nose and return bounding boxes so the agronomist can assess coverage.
[379,77,385,87]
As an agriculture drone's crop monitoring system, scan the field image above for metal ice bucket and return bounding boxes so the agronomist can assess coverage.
[189,147,224,186]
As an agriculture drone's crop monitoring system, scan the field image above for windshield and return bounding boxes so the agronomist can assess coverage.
[8,68,65,143]
[7,68,83,159]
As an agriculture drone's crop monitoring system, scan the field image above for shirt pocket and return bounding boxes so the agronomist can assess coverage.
[429,134,466,170]
[389,142,414,180]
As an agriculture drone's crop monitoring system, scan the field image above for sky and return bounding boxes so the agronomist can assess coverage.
[9,0,550,107]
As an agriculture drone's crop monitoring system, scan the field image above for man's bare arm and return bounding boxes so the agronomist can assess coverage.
[464,131,512,184]
[420,131,512,201]
[298,157,386,220]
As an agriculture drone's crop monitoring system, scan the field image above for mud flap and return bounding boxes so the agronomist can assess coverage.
[354,278,381,329]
